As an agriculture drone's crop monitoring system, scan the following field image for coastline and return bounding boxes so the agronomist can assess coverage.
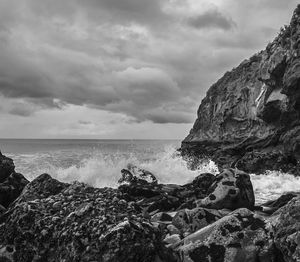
[0,152,299,261]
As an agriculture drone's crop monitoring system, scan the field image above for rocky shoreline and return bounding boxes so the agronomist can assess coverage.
[0,152,300,262]
[1,4,300,262]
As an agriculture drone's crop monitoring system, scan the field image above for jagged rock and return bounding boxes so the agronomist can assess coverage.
[151,212,173,223]
[14,173,68,204]
[0,172,29,208]
[235,149,298,174]
[164,234,181,246]
[118,163,157,185]
[177,208,279,262]
[99,220,177,262]
[0,173,177,262]
[181,5,300,175]
[177,173,215,199]
[270,196,300,262]
[172,207,225,235]
[261,192,299,215]
[0,153,15,183]
[196,169,255,211]
[119,166,215,212]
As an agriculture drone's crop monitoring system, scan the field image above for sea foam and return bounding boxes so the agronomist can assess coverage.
[10,145,300,204]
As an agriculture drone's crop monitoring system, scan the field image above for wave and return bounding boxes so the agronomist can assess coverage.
[47,146,219,188]
[251,171,300,204]
[10,146,218,188]
[9,146,300,204]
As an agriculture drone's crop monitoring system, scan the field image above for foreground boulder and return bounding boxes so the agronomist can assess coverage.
[270,196,300,262]
[0,172,28,208]
[177,208,279,262]
[196,169,255,211]
[118,165,216,213]
[0,152,15,183]
[14,173,67,205]
[99,220,177,262]
[0,173,177,262]
[119,164,158,185]
[181,5,300,175]
[0,159,299,261]
[172,207,226,235]
[0,152,29,208]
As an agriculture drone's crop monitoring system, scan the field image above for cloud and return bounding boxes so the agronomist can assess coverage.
[9,105,34,117]
[187,9,236,30]
[78,120,92,125]
[146,111,194,124]
[25,0,170,29]
[0,0,299,137]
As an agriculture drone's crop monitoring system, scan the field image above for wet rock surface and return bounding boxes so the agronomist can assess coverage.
[0,152,29,209]
[0,172,29,208]
[196,169,255,211]
[0,152,15,183]
[177,208,279,262]
[181,5,300,175]
[0,151,299,261]
[0,173,177,262]
[270,196,300,262]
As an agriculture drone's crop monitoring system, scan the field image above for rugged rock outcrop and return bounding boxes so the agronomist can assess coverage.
[270,196,300,262]
[181,5,300,174]
[0,151,15,183]
[0,173,177,262]
[0,172,28,208]
[177,208,279,262]
[196,169,255,211]
[0,152,28,208]
[118,164,216,212]
[1,156,300,261]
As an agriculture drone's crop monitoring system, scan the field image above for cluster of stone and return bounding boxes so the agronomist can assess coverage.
[0,153,299,262]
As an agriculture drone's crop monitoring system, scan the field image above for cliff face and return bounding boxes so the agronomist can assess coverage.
[182,5,300,174]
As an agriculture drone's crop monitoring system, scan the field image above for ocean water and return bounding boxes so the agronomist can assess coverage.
[1,139,300,205]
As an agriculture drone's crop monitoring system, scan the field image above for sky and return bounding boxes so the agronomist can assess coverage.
[0,0,298,139]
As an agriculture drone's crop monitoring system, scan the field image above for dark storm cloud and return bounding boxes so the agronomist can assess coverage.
[26,0,169,28]
[0,0,298,130]
[146,111,194,124]
[9,106,33,117]
[187,9,236,30]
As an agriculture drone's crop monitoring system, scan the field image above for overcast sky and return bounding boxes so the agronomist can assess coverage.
[0,0,298,139]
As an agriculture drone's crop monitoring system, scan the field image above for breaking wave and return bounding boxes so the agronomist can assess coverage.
[251,171,300,204]
[11,146,219,188]
[9,145,300,204]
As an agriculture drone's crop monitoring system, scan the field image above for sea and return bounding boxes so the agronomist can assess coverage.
[1,139,300,205]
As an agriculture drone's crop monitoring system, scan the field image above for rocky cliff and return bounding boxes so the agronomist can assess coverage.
[181,5,300,174]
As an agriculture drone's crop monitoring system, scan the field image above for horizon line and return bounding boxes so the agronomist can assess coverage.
[0,138,182,140]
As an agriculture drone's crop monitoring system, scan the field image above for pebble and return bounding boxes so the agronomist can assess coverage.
[41,229,48,236]
[167,225,181,235]
[163,234,181,245]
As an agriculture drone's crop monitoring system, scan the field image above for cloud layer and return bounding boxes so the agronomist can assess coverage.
[0,0,298,138]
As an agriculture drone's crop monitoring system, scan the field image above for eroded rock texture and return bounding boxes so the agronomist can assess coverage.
[181,5,300,174]
[178,208,279,262]
[270,196,300,262]
[0,174,177,262]
[1,158,299,262]
[0,152,28,208]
